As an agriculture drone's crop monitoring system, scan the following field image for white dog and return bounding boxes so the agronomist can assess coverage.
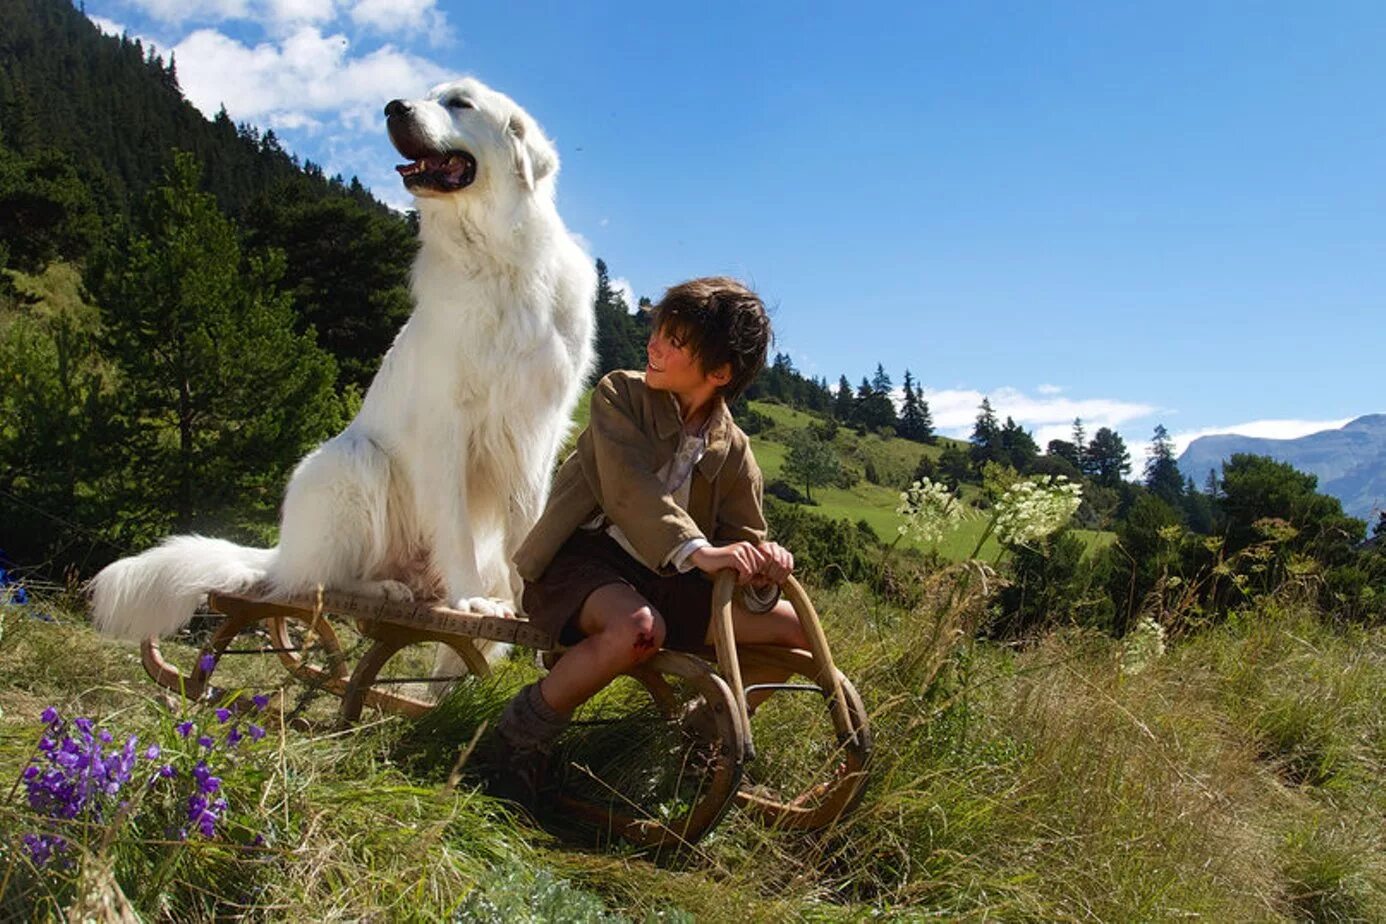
[90,77,596,642]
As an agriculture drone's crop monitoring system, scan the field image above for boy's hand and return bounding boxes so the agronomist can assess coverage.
[754,541,794,586]
[690,542,764,584]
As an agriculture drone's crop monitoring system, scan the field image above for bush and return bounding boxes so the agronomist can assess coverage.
[765,478,812,505]
[738,407,773,435]
[764,496,879,585]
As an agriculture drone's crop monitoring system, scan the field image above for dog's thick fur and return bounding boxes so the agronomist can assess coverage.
[90,77,596,642]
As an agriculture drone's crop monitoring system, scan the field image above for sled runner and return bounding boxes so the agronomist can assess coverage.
[139,572,871,850]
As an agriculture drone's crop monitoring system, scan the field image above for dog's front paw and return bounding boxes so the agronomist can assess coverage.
[456,596,517,619]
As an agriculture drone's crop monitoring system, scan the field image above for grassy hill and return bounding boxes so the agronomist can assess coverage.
[746,400,1113,561]
[566,391,1114,562]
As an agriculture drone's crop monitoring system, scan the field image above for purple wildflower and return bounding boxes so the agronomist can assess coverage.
[215,708,232,724]
[226,727,243,748]
[251,694,270,710]
[145,744,161,760]
[40,706,59,725]
[247,724,266,742]
[192,761,221,795]
[197,653,217,673]
[73,717,93,734]
[176,721,194,738]
[197,735,214,750]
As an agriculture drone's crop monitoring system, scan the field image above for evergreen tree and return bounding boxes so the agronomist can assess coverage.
[1070,418,1087,472]
[0,147,103,272]
[243,180,416,389]
[1046,438,1082,471]
[970,397,1000,467]
[1204,468,1220,498]
[938,443,974,489]
[592,258,645,378]
[90,153,341,536]
[0,263,119,564]
[1085,427,1131,488]
[896,369,933,442]
[871,363,892,395]
[999,416,1039,471]
[1143,424,1184,507]
[845,364,896,431]
[832,374,854,421]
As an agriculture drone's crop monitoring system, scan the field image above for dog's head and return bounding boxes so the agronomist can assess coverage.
[385,77,558,203]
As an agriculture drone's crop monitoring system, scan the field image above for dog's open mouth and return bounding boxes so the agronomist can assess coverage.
[395,151,477,192]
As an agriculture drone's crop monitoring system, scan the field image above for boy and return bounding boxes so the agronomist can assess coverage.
[491,277,809,807]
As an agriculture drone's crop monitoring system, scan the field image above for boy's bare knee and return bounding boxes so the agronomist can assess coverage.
[598,606,665,664]
[627,606,666,661]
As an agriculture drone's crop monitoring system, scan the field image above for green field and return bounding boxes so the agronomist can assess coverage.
[746,399,1112,560]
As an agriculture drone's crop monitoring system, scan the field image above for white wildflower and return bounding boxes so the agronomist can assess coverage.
[896,477,966,544]
[1120,616,1167,676]
[992,475,1083,548]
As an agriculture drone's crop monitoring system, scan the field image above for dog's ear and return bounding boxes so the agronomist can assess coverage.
[507,112,557,191]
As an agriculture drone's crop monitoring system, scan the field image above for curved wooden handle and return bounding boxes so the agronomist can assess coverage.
[709,571,855,757]
[778,576,853,741]
[711,570,753,760]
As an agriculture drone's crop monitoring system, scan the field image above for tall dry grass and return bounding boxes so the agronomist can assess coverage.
[1,574,1383,921]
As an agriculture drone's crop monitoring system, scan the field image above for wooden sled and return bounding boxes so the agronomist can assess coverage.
[141,572,871,850]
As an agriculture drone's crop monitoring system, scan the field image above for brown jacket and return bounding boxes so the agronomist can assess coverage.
[514,370,767,581]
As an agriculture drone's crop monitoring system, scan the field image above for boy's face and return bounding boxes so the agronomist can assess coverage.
[646,323,728,397]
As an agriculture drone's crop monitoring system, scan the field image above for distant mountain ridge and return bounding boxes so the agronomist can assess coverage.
[1178,415,1386,522]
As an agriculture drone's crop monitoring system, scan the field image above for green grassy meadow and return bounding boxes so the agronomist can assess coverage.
[2,579,1383,920]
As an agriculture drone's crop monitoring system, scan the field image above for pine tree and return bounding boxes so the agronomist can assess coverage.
[896,369,933,442]
[1144,424,1184,506]
[1204,468,1220,498]
[1071,418,1087,472]
[871,363,892,395]
[999,416,1039,471]
[592,258,644,377]
[833,374,854,421]
[91,152,341,536]
[1085,427,1131,488]
[854,368,896,431]
[970,397,1000,467]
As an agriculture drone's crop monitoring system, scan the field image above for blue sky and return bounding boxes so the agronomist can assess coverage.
[82,0,1384,470]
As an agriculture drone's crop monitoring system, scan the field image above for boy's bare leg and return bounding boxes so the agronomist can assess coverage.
[709,595,810,713]
[538,582,667,714]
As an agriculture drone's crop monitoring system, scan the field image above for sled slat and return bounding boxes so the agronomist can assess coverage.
[208,589,554,650]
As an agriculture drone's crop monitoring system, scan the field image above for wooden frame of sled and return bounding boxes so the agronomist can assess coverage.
[140,572,871,850]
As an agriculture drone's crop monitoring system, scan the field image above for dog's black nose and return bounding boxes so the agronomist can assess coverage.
[384,99,410,118]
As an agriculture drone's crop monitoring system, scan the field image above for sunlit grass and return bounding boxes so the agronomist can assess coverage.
[2,581,1384,920]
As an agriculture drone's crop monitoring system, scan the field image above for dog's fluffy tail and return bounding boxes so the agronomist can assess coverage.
[89,536,277,641]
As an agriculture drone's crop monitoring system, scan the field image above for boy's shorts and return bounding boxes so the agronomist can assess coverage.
[521,530,713,652]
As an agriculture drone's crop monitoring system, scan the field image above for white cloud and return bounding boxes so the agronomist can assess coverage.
[1036,383,1063,396]
[265,0,336,26]
[122,0,252,25]
[610,277,638,313]
[919,385,1157,445]
[88,15,127,35]
[171,26,450,126]
[347,0,449,40]
[268,110,323,131]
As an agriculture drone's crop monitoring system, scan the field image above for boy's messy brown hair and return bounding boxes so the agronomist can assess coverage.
[650,276,771,403]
